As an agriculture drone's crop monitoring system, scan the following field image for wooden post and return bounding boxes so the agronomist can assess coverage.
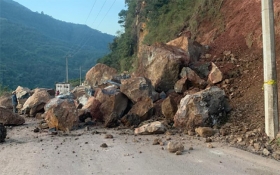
[261,0,279,138]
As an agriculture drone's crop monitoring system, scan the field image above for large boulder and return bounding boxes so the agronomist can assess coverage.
[0,94,12,109]
[71,85,93,99]
[95,88,128,127]
[22,88,51,117]
[174,86,231,131]
[15,86,31,99]
[85,63,117,87]
[134,121,167,135]
[120,77,153,103]
[166,32,191,51]
[0,106,25,125]
[79,96,102,122]
[174,77,188,93]
[44,98,78,131]
[166,32,207,63]
[180,67,207,89]
[189,62,211,79]
[161,96,178,123]
[137,43,189,92]
[121,97,153,127]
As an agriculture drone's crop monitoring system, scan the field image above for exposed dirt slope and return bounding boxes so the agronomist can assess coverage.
[196,0,280,158]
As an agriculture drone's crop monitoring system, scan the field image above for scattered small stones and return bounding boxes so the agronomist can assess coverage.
[33,127,40,133]
[91,130,100,135]
[175,151,182,155]
[253,143,261,150]
[237,137,243,143]
[205,138,212,143]
[153,138,162,145]
[100,143,108,148]
[105,134,114,139]
[167,141,184,153]
[263,148,270,156]
[187,130,195,136]
[189,146,194,150]
[207,143,214,148]
[195,127,214,138]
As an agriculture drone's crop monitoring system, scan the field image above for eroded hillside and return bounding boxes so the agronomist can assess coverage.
[133,0,280,158]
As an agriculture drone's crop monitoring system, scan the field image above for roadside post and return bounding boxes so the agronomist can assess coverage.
[261,0,279,138]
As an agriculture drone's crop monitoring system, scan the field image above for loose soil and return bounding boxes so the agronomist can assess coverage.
[196,0,280,160]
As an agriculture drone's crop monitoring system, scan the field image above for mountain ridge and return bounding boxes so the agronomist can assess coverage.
[0,0,114,89]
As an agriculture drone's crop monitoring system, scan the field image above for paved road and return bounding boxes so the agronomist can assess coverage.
[0,120,279,175]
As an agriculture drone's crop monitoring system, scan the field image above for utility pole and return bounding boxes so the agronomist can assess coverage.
[80,66,82,86]
[65,55,71,83]
[261,0,279,138]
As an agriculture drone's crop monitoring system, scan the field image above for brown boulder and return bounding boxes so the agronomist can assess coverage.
[161,96,178,123]
[22,88,51,117]
[167,141,184,153]
[166,33,190,51]
[15,86,31,99]
[180,67,207,89]
[44,98,78,131]
[134,121,167,135]
[95,88,128,127]
[0,106,25,125]
[0,95,12,109]
[79,96,102,122]
[71,85,93,99]
[120,77,153,103]
[166,32,207,63]
[85,63,117,87]
[195,127,214,137]
[121,97,153,127]
[174,86,230,131]
[137,43,189,92]
[174,77,188,93]
[208,62,223,84]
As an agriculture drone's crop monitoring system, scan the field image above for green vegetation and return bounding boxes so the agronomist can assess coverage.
[0,84,10,97]
[276,138,280,147]
[0,0,114,89]
[98,0,224,72]
[69,78,84,88]
[98,0,138,72]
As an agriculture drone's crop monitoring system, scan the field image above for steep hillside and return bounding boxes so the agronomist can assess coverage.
[0,0,114,89]
[99,0,280,159]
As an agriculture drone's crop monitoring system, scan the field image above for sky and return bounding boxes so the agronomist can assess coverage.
[12,0,126,35]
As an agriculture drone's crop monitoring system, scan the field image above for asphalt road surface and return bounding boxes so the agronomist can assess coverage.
[0,119,279,175]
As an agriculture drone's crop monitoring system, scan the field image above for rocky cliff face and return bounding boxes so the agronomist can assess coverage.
[134,0,280,119]
[131,0,280,158]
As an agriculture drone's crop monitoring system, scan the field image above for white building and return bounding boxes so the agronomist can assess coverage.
[56,83,71,95]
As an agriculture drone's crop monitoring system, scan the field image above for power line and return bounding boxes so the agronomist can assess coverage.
[64,0,98,58]
[71,0,116,57]
[97,0,116,29]
[85,0,97,24]
[92,0,108,25]
[67,0,108,57]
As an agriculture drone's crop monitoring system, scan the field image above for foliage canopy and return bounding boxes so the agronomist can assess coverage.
[98,0,224,72]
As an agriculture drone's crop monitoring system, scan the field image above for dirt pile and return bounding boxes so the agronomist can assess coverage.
[195,0,280,159]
